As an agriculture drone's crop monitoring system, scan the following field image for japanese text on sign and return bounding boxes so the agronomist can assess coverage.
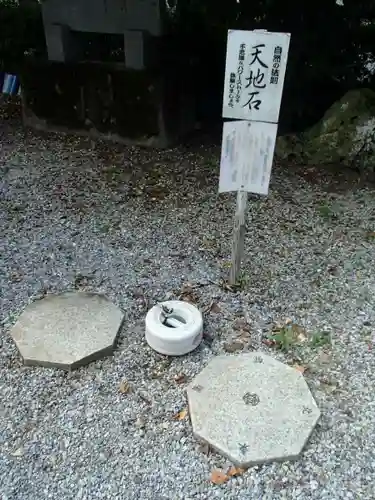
[270,46,282,84]
[222,30,290,123]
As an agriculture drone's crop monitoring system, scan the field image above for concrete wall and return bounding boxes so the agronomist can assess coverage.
[42,0,163,67]
[21,59,195,147]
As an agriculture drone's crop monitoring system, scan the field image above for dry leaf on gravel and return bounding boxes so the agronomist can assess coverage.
[197,442,211,455]
[227,466,245,477]
[224,340,244,353]
[119,380,131,394]
[203,300,221,314]
[237,328,252,343]
[173,408,188,421]
[179,282,199,304]
[210,469,229,485]
[210,301,221,314]
[233,318,251,332]
[293,364,307,374]
[174,373,187,384]
[297,331,308,343]
[317,351,333,365]
[181,291,199,304]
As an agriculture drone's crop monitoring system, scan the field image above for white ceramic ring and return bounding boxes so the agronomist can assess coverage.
[145,300,203,356]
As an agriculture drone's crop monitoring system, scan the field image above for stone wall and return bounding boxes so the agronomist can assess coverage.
[21,58,195,147]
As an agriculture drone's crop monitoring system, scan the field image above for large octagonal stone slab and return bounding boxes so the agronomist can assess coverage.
[187,352,320,468]
[10,292,124,370]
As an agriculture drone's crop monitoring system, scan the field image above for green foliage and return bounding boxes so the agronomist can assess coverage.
[310,331,331,348]
[268,326,299,352]
[318,203,337,220]
[268,324,331,352]
[174,0,375,130]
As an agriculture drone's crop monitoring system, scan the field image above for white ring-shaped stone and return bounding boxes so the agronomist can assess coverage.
[145,300,203,356]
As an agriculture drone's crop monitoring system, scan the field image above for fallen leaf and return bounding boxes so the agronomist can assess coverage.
[210,469,229,485]
[317,351,333,365]
[181,291,199,304]
[262,338,276,347]
[210,301,221,314]
[182,281,194,291]
[203,331,214,346]
[293,364,307,374]
[179,283,199,303]
[291,323,308,342]
[238,331,252,344]
[173,408,188,420]
[233,318,251,332]
[197,442,211,455]
[224,340,244,353]
[227,466,245,477]
[119,380,131,394]
[201,237,216,249]
[174,373,187,384]
[297,332,308,343]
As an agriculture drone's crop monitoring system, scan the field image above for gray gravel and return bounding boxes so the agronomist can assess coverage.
[1,114,375,499]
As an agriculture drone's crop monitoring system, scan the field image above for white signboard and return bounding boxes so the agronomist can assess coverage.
[222,30,290,123]
[219,120,277,195]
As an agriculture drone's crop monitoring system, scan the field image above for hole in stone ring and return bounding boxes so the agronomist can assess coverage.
[161,313,187,328]
[243,392,260,406]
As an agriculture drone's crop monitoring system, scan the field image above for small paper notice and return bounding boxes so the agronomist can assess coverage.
[219,120,277,195]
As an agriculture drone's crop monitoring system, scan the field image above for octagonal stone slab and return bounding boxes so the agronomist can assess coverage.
[187,352,320,468]
[10,292,124,370]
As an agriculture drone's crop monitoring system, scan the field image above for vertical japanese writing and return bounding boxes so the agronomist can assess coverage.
[243,44,268,111]
[235,43,246,104]
[270,46,282,84]
[228,72,236,108]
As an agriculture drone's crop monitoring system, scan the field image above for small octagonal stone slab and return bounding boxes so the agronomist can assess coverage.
[187,352,320,468]
[10,292,124,370]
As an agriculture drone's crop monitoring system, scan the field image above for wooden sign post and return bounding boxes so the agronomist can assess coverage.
[220,29,291,285]
[230,190,248,285]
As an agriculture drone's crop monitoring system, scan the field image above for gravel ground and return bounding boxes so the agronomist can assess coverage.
[1,110,375,499]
